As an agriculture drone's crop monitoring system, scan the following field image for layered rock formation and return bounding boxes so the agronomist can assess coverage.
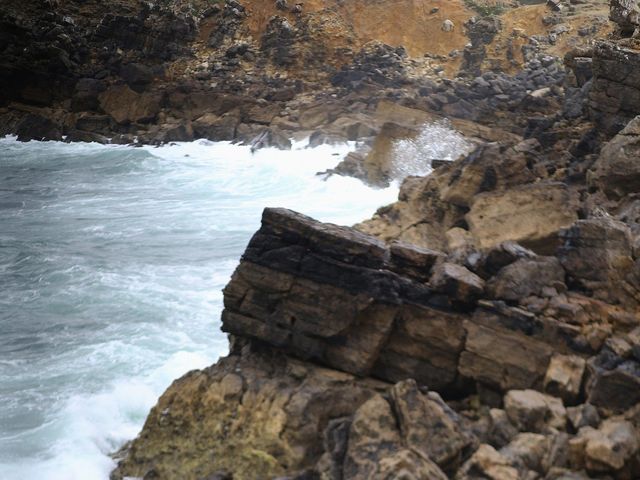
[113,108,640,477]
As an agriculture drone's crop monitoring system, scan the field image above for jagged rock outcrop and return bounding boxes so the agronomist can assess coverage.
[114,150,640,480]
[588,40,640,133]
[111,351,478,480]
[589,116,640,198]
[610,0,640,36]
[218,206,637,398]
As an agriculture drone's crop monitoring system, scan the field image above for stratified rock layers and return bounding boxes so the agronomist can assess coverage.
[114,204,639,480]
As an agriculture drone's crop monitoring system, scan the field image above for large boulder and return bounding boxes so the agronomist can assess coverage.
[455,444,520,480]
[544,354,587,405]
[439,143,536,208]
[98,84,161,124]
[342,380,474,478]
[466,182,579,254]
[111,351,385,479]
[589,116,640,199]
[504,389,567,433]
[610,0,640,35]
[589,41,640,132]
[192,112,239,141]
[459,308,555,391]
[557,217,636,305]
[221,208,468,390]
[15,113,62,141]
[570,418,640,474]
[342,394,448,480]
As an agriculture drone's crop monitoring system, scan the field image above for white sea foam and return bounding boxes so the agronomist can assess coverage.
[0,137,401,480]
[390,121,473,179]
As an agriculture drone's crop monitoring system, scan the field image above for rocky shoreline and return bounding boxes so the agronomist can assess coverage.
[0,0,610,169]
[5,0,640,478]
[110,0,640,475]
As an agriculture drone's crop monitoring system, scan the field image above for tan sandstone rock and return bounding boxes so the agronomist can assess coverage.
[466,182,579,253]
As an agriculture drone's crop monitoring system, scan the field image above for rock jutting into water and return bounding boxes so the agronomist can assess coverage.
[5,0,640,478]
[113,113,640,479]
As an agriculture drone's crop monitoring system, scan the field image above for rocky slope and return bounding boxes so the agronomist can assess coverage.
[112,3,640,478]
[0,0,611,153]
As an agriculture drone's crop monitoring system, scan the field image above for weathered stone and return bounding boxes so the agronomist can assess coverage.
[222,208,470,383]
[544,354,586,404]
[119,62,154,91]
[504,389,567,433]
[610,0,640,35]
[572,419,639,473]
[439,143,536,208]
[566,404,600,431]
[590,116,640,198]
[430,261,485,303]
[111,352,384,480]
[487,256,565,302]
[586,358,640,414]
[487,409,519,449]
[466,182,579,253]
[459,307,555,391]
[388,240,445,281]
[391,380,476,472]
[500,432,550,474]
[15,113,62,141]
[473,241,537,278]
[342,393,448,480]
[98,84,161,124]
[558,217,635,304]
[373,304,466,390]
[193,112,239,141]
[589,41,640,132]
[455,444,519,480]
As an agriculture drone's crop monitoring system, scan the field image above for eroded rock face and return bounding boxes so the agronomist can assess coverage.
[590,116,640,199]
[589,41,640,133]
[98,85,162,125]
[114,198,640,479]
[219,207,639,399]
[110,350,386,480]
[221,207,467,388]
[112,353,479,480]
[466,182,579,253]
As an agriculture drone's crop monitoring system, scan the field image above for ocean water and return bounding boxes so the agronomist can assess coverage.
[0,123,472,480]
[0,137,400,480]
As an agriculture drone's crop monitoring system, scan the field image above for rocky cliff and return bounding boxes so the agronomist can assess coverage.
[8,0,639,478]
[112,57,640,480]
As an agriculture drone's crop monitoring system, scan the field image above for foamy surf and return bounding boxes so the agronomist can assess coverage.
[0,137,401,480]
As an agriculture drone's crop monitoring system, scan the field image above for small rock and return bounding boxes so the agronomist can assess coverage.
[504,389,566,433]
[544,354,586,404]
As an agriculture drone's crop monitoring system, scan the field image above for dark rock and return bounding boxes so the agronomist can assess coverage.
[192,112,239,141]
[15,113,62,141]
[487,256,565,302]
[587,358,640,414]
[120,63,154,92]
